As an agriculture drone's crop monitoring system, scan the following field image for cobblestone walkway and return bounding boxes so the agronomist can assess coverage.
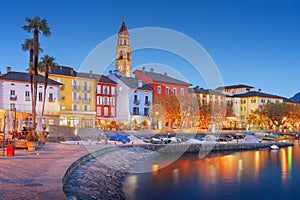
[0,142,107,200]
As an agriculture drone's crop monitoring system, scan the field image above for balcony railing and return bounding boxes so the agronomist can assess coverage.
[25,96,30,101]
[134,100,140,105]
[145,101,151,106]
[82,86,91,92]
[72,85,81,90]
[82,98,91,103]
[10,95,17,101]
[73,97,81,102]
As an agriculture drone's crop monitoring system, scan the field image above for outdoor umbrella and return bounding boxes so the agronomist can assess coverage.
[17,114,23,133]
[36,113,43,134]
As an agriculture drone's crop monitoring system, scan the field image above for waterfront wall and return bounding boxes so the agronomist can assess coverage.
[124,142,294,153]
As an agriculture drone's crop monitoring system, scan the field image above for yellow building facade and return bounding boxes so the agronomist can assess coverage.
[48,67,96,128]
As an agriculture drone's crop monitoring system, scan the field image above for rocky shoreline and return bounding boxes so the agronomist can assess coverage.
[63,147,159,200]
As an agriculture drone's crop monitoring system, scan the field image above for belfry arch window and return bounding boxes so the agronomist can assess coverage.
[119,50,123,59]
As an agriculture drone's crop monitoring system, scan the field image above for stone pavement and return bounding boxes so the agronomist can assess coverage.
[0,142,108,200]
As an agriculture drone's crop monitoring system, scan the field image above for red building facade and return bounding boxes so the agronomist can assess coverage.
[95,75,117,123]
[134,68,190,99]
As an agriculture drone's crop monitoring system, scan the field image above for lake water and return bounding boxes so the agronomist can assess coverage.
[123,141,300,200]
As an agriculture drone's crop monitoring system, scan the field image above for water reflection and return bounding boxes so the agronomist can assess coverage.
[124,142,300,200]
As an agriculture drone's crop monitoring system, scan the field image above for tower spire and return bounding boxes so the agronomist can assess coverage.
[116,18,131,77]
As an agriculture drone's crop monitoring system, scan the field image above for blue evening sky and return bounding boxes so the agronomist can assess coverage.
[0,0,299,98]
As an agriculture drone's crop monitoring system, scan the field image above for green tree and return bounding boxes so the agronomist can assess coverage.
[39,55,56,116]
[23,16,51,132]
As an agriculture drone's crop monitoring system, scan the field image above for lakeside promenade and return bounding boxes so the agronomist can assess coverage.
[0,143,106,200]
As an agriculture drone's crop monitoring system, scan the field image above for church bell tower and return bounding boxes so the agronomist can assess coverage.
[116,18,131,77]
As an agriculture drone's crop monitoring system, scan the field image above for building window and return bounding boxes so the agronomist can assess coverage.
[38,92,43,102]
[110,97,115,106]
[111,107,115,117]
[276,100,280,103]
[166,87,169,95]
[10,103,15,111]
[251,99,256,103]
[173,88,177,96]
[111,86,115,95]
[97,85,101,94]
[144,108,149,116]
[145,96,149,105]
[10,90,15,96]
[261,99,265,103]
[103,86,109,94]
[134,95,139,105]
[97,107,101,116]
[73,104,78,111]
[73,92,79,102]
[104,107,108,116]
[133,107,139,115]
[49,93,54,102]
[83,105,88,111]
[241,115,245,120]
[267,99,271,103]
[157,86,161,94]
[241,99,246,104]
[180,88,184,96]
[103,97,109,105]
[83,81,89,91]
[97,96,102,105]
[25,91,30,101]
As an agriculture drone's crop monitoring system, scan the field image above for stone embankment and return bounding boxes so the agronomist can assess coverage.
[127,142,294,153]
[63,147,158,200]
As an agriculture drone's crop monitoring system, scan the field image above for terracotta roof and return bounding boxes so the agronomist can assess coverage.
[134,70,190,86]
[216,84,254,90]
[0,71,62,85]
[118,20,129,35]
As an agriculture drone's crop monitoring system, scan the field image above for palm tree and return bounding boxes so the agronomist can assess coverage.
[23,16,51,131]
[22,38,43,105]
[39,55,56,116]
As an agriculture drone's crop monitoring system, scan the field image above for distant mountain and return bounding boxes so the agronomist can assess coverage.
[290,92,300,102]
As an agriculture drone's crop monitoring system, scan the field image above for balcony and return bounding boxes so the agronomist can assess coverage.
[134,100,140,105]
[73,97,81,102]
[82,86,91,92]
[82,98,91,103]
[72,85,81,90]
[48,98,56,103]
[145,101,151,106]
[10,95,17,101]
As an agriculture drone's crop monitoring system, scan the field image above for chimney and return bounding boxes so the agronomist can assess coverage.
[89,70,93,78]
[258,89,261,92]
[7,66,11,73]
[70,69,74,75]
[150,68,154,72]
[142,66,146,73]
[164,72,167,76]
[138,80,143,88]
